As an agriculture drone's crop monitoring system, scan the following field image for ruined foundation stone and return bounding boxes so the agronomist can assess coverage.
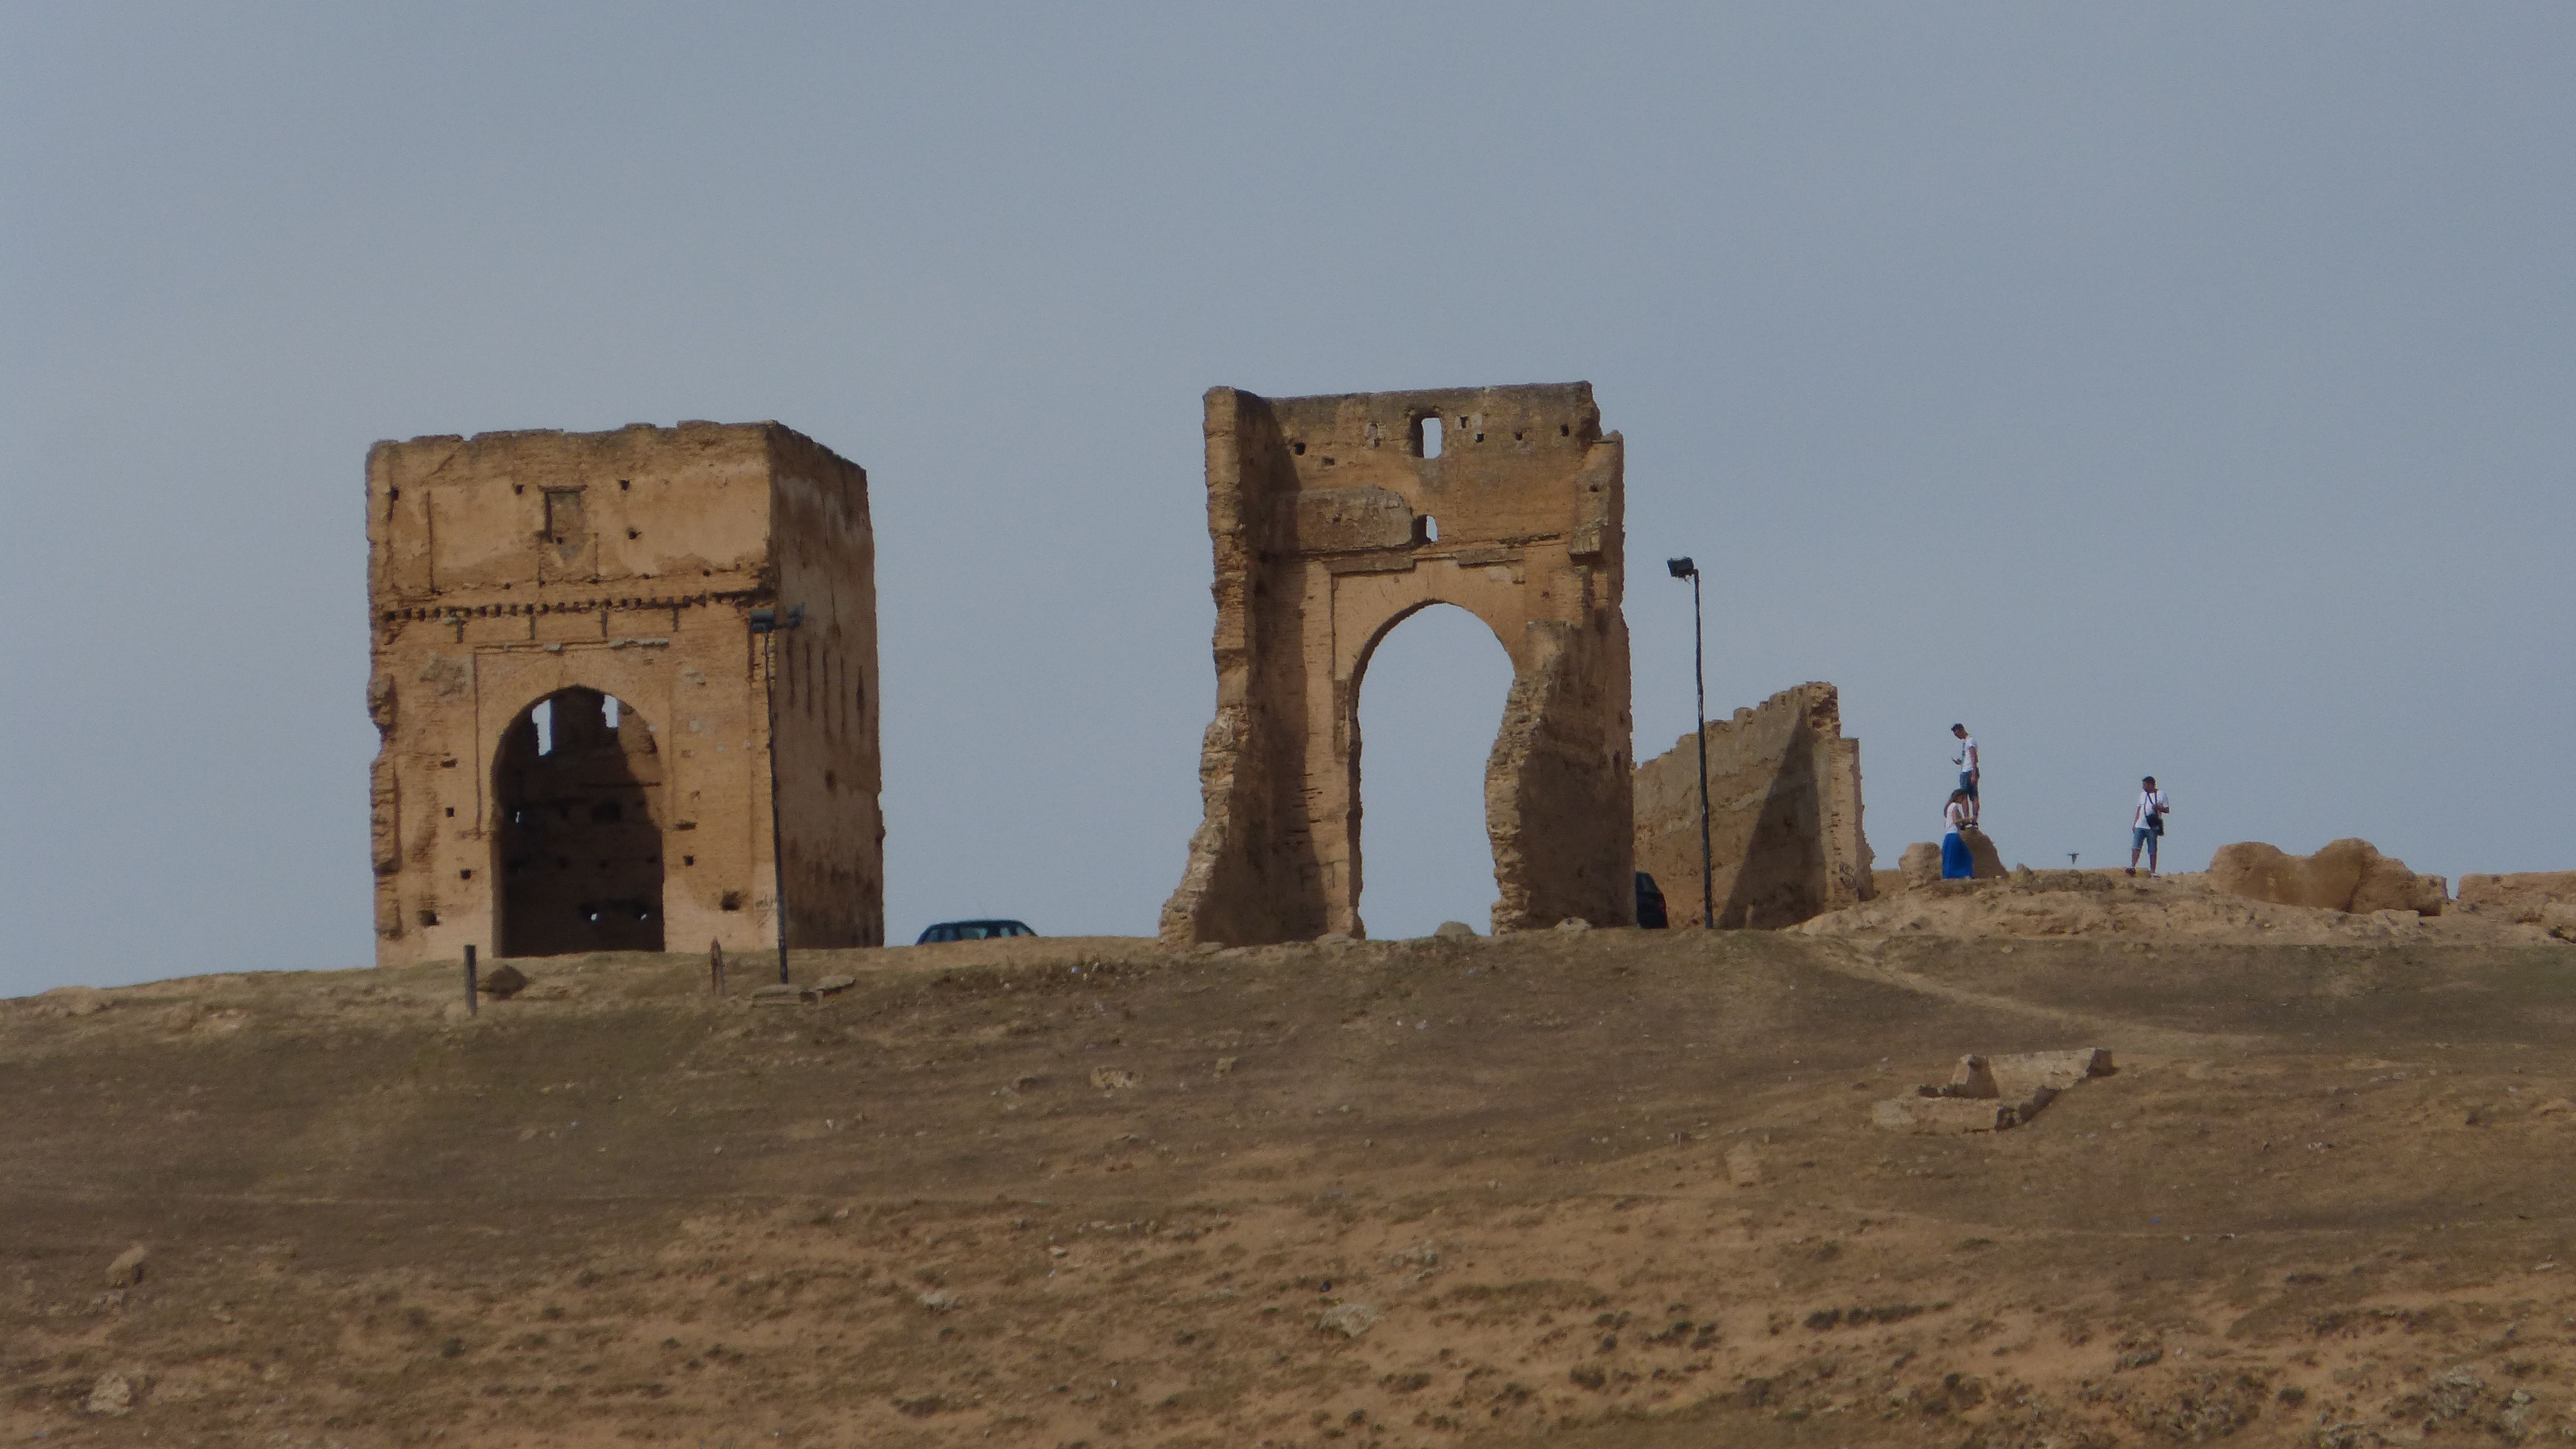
[1161,383,1633,944]
[2455,872,2576,924]
[1891,830,2004,891]
[2207,839,2445,917]
[1631,683,1872,928]
[367,422,883,967]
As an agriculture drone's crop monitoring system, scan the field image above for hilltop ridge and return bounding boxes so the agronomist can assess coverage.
[7,924,2575,1446]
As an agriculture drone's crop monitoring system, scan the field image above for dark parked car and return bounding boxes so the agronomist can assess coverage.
[1634,873,1669,930]
[916,919,1038,944]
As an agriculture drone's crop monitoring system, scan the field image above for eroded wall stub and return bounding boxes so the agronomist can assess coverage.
[1632,681,1874,929]
[1162,383,1632,945]
[366,422,883,967]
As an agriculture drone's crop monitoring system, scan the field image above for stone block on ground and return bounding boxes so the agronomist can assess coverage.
[479,964,529,1000]
[1988,1048,2111,1099]
[83,1375,135,1417]
[104,1244,148,1288]
[1724,1143,1763,1186]
[1317,1301,1380,1338]
[1433,921,1478,940]
[1900,843,1941,889]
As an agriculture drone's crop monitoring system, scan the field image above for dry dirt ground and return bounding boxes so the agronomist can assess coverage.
[7,906,2576,1448]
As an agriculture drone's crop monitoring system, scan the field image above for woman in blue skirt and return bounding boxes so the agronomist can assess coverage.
[1941,788,1976,879]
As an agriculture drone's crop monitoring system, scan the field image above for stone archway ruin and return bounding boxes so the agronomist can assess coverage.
[1161,383,1633,944]
[366,421,884,967]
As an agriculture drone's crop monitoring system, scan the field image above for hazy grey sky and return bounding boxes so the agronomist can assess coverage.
[6,4,2571,992]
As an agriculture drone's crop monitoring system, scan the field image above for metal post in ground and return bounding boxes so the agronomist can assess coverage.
[464,943,479,1017]
[1668,558,1715,929]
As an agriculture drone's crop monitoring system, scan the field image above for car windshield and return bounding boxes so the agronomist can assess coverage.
[917,920,1035,944]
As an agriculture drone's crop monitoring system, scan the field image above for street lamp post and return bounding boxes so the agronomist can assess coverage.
[1666,558,1714,929]
[749,603,805,984]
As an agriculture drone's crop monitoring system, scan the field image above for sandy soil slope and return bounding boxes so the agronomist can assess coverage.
[6,925,2575,1447]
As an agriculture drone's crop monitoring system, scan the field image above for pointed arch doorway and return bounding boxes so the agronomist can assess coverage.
[1352,602,1517,938]
[492,687,667,956]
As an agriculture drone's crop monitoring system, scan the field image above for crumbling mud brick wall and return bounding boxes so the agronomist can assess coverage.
[1632,682,1873,929]
[1162,384,1633,944]
[2208,839,2445,917]
[367,422,882,967]
[2455,872,2576,924]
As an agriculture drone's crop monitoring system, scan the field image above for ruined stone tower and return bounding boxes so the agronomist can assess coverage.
[366,422,882,967]
[1162,383,1633,944]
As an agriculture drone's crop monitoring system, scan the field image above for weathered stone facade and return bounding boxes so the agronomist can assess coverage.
[1632,682,1873,928]
[366,422,882,967]
[1162,383,1633,944]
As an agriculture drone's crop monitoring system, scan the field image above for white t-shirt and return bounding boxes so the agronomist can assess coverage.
[1945,800,1969,835]
[2133,790,2168,829]
[1954,735,1978,774]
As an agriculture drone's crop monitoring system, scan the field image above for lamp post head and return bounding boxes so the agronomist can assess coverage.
[1665,557,1697,580]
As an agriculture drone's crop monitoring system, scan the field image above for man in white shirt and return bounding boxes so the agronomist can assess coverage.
[2129,776,2171,876]
[1950,724,1980,826]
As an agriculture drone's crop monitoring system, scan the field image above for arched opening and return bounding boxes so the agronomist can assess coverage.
[493,687,666,956]
[1353,603,1516,939]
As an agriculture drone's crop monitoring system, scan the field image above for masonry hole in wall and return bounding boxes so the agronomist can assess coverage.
[494,688,664,956]
[1412,515,1440,546]
[1354,603,1514,940]
[1413,415,1443,460]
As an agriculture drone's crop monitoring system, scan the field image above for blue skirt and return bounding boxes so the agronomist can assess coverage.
[1941,831,1974,880]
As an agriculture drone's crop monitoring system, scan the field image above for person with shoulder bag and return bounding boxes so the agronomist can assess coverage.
[2128,775,2171,877]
